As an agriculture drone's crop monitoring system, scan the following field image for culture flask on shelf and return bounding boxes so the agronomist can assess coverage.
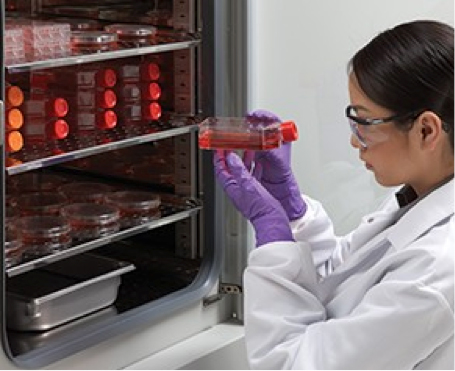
[70,31,118,53]
[115,61,163,125]
[22,96,70,143]
[198,117,298,151]
[22,118,70,143]
[49,66,118,90]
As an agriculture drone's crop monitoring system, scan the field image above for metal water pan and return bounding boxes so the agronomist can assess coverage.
[7,306,118,356]
[6,253,135,331]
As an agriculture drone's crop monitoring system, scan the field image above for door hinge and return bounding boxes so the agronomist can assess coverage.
[203,283,242,307]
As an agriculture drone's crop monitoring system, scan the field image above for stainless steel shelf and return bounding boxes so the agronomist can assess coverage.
[6,116,199,175]
[6,39,200,73]
[7,198,202,277]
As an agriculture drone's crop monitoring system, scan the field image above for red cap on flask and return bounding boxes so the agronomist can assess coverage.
[143,102,162,121]
[97,89,117,109]
[6,130,24,153]
[5,85,24,107]
[48,119,69,140]
[6,108,24,130]
[141,62,160,81]
[143,82,161,100]
[280,121,298,142]
[49,98,69,117]
[97,110,117,129]
[97,68,117,88]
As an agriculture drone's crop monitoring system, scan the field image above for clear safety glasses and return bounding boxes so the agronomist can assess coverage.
[346,105,424,149]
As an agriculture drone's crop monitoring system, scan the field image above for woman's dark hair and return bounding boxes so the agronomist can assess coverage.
[348,20,454,148]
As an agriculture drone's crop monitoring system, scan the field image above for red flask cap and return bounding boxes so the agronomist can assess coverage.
[6,130,24,153]
[143,102,162,121]
[6,85,24,107]
[280,120,298,142]
[141,62,160,81]
[143,82,161,100]
[6,108,24,130]
[97,110,117,129]
[49,119,70,140]
[50,98,69,117]
[97,69,117,88]
[98,89,117,109]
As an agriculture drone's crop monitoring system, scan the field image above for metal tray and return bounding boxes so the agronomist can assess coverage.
[6,253,135,331]
[7,306,118,356]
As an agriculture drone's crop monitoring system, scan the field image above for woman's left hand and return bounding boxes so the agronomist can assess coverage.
[213,150,294,247]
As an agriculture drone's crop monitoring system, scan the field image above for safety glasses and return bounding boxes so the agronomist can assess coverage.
[346,105,424,148]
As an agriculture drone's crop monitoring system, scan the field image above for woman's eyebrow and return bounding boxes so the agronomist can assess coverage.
[350,104,370,113]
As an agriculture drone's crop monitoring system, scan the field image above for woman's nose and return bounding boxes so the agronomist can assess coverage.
[350,133,362,149]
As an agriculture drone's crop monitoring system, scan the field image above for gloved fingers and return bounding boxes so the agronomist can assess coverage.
[251,161,263,180]
[214,150,252,189]
[225,151,250,181]
[255,142,292,175]
[242,150,255,172]
[246,109,281,125]
[213,150,233,184]
[213,149,227,171]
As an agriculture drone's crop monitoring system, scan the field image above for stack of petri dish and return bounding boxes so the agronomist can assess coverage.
[17,215,72,259]
[105,190,161,228]
[61,203,121,241]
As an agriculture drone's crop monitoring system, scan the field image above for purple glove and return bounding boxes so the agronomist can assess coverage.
[213,150,294,247]
[245,109,307,221]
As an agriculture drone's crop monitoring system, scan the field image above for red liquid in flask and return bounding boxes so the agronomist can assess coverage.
[198,118,298,150]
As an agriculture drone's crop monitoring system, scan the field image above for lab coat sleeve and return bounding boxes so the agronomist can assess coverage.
[289,195,353,276]
[244,236,454,370]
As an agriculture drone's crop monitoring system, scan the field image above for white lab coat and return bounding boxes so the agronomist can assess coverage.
[244,179,454,370]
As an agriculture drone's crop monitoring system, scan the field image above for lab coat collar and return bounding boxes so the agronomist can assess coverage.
[387,178,454,249]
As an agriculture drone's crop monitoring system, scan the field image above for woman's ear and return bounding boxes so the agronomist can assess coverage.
[416,111,443,151]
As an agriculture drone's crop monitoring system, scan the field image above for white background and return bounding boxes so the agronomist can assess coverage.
[247,0,454,234]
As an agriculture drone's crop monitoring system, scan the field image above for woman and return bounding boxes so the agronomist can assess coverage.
[213,20,454,369]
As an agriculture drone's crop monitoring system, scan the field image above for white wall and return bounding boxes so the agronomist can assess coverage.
[247,0,454,234]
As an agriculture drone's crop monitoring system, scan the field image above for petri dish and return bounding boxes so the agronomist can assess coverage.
[61,203,120,241]
[71,31,118,52]
[18,215,72,258]
[58,182,113,203]
[17,192,68,216]
[105,191,161,228]
[104,24,157,45]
